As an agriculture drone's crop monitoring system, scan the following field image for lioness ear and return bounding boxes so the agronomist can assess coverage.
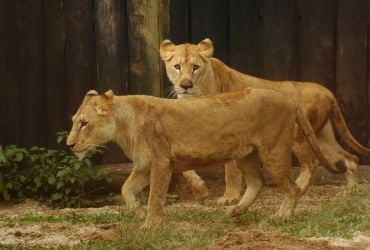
[82,89,98,104]
[198,38,214,58]
[96,90,114,115]
[86,90,98,96]
[160,39,175,61]
[103,89,114,102]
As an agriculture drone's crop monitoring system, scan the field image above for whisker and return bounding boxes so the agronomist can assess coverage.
[164,86,177,99]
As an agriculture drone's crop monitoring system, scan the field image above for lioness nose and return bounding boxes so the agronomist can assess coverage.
[66,142,76,148]
[180,81,193,90]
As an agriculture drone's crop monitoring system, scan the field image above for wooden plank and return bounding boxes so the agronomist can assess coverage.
[190,0,230,63]
[64,0,96,116]
[95,0,130,164]
[261,0,299,80]
[43,0,68,148]
[127,0,170,96]
[230,0,264,77]
[336,0,368,155]
[16,0,45,147]
[297,0,336,92]
[368,0,370,148]
[169,0,190,44]
[0,1,18,145]
[95,0,129,94]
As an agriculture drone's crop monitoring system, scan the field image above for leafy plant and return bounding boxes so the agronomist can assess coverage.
[0,145,28,200]
[0,132,111,207]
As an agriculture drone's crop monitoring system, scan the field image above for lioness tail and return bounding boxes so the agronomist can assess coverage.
[331,99,370,156]
[296,108,346,174]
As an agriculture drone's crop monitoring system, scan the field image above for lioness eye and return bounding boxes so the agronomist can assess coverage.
[80,121,88,128]
[193,64,200,71]
[174,64,181,70]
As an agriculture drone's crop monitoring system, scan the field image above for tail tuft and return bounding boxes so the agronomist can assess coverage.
[335,160,347,173]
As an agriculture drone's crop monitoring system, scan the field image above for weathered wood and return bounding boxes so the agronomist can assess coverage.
[43,0,68,148]
[297,0,336,92]
[95,0,128,94]
[230,0,264,77]
[64,0,96,116]
[127,0,170,96]
[16,0,45,147]
[368,0,370,147]
[190,0,230,63]
[169,0,190,44]
[261,0,299,80]
[336,0,368,160]
[0,1,18,145]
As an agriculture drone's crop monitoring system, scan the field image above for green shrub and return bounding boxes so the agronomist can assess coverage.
[0,145,28,200]
[0,132,111,207]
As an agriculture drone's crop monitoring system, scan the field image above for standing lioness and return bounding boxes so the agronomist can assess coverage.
[160,38,370,205]
[67,88,342,228]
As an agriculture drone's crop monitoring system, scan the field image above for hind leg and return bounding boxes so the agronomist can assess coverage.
[316,121,360,190]
[293,131,318,196]
[182,170,209,202]
[227,151,264,217]
[260,147,300,218]
[217,160,244,206]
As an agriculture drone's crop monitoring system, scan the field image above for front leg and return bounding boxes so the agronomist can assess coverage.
[217,160,243,206]
[141,159,173,229]
[121,167,150,217]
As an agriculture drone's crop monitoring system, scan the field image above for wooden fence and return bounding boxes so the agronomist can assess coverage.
[1,0,370,163]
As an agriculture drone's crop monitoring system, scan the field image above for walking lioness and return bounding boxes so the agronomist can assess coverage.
[67,89,342,228]
[160,38,370,205]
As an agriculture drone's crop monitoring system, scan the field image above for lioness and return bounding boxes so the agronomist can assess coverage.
[160,38,370,205]
[67,89,343,228]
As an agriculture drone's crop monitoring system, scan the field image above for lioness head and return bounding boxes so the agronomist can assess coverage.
[67,90,117,159]
[160,38,218,98]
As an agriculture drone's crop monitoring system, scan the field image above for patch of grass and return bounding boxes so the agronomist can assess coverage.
[116,207,234,249]
[0,241,123,250]
[275,183,370,238]
[237,182,370,239]
[0,212,121,226]
[165,206,227,223]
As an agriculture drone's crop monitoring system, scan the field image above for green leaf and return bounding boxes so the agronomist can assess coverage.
[51,192,63,200]
[56,136,64,144]
[56,169,66,178]
[0,153,6,163]
[83,158,92,167]
[34,176,42,187]
[48,176,56,185]
[73,162,81,170]
[20,175,26,183]
[65,188,72,194]
[57,181,65,190]
[15,152,23,162]
[3,190,10,200]
[69,177,76,184]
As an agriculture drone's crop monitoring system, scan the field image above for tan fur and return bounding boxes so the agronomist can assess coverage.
[67,89,338,229]
[160,38,368,204]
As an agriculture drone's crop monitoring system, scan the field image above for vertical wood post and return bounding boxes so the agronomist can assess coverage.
[297,0,336,92]
[44,0,68,148]
[16,0,45,147]
[336,0,368,161]
[127,0,170,97]
[261,0,299,81]
[95,0,129,94]
[65,0,96,116]
[0,1,19,145]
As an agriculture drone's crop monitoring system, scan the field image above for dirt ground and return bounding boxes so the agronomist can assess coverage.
[0,166,369,249]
